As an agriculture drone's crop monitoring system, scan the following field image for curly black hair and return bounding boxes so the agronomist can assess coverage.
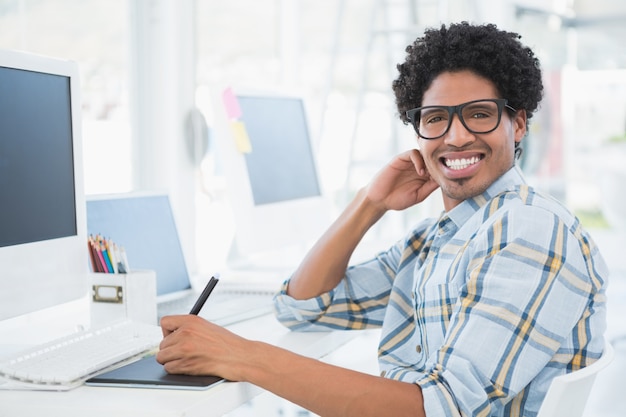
[393,22,544,127]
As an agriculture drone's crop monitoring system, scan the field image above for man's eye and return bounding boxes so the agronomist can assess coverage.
[422,111,447,125]
[464,105,496,120]
[425,115,445,124]
[469,112,490,119]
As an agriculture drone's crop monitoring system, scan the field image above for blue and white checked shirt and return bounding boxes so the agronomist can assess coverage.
[274,166,608,417]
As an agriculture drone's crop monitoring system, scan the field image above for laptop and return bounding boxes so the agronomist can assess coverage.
[86,193,276,325]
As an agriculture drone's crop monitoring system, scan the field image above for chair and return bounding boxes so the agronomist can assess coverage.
[537,342,615,417]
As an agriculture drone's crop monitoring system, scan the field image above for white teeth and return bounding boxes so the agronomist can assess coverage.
[444,156,480,170]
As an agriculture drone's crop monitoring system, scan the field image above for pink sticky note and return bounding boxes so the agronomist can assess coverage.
[222,87,242,119]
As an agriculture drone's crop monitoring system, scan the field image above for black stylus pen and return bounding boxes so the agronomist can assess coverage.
[189,275,219,315]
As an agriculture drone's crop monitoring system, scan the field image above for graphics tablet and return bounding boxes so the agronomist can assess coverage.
[85,355,224,390]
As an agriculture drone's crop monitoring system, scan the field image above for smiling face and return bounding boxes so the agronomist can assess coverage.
[417,70,527,211]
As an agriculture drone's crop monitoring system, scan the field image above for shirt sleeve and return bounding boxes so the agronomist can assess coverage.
[273,245,402,332]
[416,204,607,417]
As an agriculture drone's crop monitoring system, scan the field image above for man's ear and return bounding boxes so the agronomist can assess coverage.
[514,109,528,145]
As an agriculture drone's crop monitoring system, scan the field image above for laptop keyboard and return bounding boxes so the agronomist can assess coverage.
[158,291,276,326]
[157,295,197,317]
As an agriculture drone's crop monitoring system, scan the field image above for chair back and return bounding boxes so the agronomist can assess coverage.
[537,342,614,417]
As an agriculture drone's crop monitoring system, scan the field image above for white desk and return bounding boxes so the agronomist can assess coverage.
[0,314,371,417]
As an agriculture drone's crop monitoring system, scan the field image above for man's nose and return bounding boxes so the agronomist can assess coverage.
[444,114,475,147]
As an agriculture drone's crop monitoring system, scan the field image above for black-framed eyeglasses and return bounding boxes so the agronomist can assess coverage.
[406,98,517,140]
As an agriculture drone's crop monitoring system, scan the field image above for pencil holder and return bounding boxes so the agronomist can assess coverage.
[90,270,157,326]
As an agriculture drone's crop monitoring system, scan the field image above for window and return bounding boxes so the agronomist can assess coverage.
[0,0,132,195]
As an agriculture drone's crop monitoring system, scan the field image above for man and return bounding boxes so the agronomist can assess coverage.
[157,22,608,416]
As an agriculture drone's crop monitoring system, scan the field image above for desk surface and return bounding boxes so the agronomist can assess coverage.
[0,314,373,417]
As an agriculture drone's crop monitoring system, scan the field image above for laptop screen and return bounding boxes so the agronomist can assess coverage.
[86,194,192,296]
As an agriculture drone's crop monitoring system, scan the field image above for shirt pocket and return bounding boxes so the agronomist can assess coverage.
[417,282,460,356]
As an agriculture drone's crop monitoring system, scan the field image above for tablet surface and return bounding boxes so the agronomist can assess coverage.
[85,355,224,390]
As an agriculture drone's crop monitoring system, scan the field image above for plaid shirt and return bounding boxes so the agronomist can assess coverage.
[274,166,608,417]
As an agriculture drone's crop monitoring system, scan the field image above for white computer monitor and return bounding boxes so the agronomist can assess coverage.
[211,88,331,269]
[0,49,88,323]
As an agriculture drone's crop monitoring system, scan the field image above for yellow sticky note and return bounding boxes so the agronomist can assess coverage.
[229,120,252,153]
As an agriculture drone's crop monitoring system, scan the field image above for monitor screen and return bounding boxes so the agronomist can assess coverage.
[0,49,87,323]
[0,66,77,247]
[237,96,321,206]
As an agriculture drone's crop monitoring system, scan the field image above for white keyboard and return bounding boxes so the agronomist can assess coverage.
[0,320,162,390]
[200,292,275,325]
[158,290,276,326]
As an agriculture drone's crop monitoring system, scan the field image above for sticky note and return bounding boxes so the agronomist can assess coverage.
[229,120,252,153]
[222,87,242,119]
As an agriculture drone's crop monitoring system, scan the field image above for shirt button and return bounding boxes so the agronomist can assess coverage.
[416,345,422,354]
[380,370,386,377]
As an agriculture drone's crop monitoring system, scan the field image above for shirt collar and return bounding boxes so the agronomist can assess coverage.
[445,165,527,227]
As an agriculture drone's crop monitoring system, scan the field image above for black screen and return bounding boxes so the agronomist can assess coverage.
[0,66,77,247]
[238,96,321,206]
